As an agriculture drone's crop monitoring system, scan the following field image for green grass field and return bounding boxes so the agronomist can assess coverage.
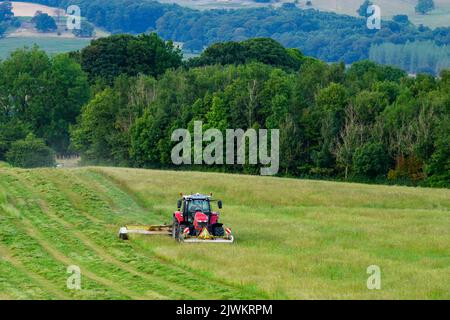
[0,167,448,299]
[0,37,91,60]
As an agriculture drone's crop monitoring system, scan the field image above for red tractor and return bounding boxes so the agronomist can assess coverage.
[118,193,234,243]
[172,193,234,243]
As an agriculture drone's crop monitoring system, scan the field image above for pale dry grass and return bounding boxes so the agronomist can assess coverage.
[9,2,65,17]
[307,0,450,28]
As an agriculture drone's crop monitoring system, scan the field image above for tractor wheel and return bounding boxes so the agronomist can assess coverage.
[172,219,179,239]
[177,225,185,242]
[213,226,225,237]
[119,232,128,240]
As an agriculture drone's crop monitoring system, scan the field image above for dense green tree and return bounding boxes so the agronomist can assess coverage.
[357,0,373,17]
[6,133,55,168]
[0,1,18,38]
[71,75,149,165]
[353,142,389,178]
[189,38,304,71]
[0,48,90,154]
[415,0,435,15]
[392,15,409,24]
[313,83,348,169]
[80,33,182,84]
[71,89,116,163]
[32,12,57,32]
[46,54,90,152]
[0,1,14,22]
[72,20,95,38]
[425,120,450,187]
[0,121,29,160]
[353,90,388,124]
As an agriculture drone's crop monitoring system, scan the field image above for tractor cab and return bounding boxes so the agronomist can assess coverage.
[178,193,222,223]
[185,198,211,223]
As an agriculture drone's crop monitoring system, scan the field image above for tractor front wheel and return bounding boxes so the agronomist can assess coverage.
[213,226,225,237]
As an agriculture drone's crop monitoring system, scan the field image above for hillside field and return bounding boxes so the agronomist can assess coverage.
[0,2,109,60]
[0,37,91,60]
[8,1,65,17]
[0,167,449,299]
[308,0,450,28]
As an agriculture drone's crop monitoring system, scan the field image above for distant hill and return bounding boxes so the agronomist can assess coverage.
[304,0,450,29]
[141,0,450,28]
[0,2,109,60]
[5,0,450,74]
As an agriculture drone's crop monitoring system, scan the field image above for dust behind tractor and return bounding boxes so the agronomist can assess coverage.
[118,193,234,243]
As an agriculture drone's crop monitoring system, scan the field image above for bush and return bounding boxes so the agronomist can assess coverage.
[73,20,95,38]
[393,15,409,24]
[0,121,29,160]
[6,134,56,168]
[32,12,57,32]
[80,33,182,84]
[415,0,435,15]
[353,142,389,178]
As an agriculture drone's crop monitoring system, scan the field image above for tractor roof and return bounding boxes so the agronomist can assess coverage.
[183,193,211,200]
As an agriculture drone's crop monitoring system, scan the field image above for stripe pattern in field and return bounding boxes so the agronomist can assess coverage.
[0,168,266,300]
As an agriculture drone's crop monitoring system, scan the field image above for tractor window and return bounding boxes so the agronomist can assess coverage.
[187,200,211,215]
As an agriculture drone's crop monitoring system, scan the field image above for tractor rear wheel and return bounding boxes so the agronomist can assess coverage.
[213,226,225,237]
[177,225,185,242]
[172,219,179,239]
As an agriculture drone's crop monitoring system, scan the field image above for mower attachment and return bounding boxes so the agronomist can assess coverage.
[181,235,235,243]
[119,224,172,240]
[180,227,235,243]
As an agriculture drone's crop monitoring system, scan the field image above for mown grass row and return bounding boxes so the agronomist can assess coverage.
[0,183,125,299]
[42,169,269,299]
[0,168,268,299]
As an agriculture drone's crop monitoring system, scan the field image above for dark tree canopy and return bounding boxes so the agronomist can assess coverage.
[357,0,373,17]
[80,33,183,84]
[0,1,17,37]
[415,0,435,15]
[0,48,90,154]
[392,14,409,24]
[32,11,57,32]
[188,38,304,71]
[6,134,56,168]
[72,20,94,38]
[0,1,14,22]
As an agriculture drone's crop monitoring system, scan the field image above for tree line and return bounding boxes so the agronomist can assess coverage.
[369,41,450,75]
[25,0,450,74]
[0,34,448,187]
